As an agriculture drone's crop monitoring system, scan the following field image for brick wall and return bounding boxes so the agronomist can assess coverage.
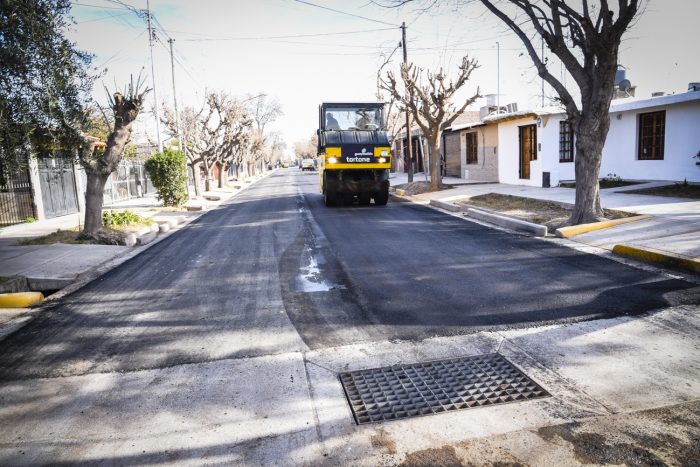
[444,131,462,177]
[463,127,498,182]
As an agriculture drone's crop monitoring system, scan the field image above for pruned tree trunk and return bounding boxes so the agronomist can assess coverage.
[191,161,202,196]
[83,172,109,235]
[200,158,212,192]
[218,162,227,188]
[78,79,149,239]
[427,135,442,191]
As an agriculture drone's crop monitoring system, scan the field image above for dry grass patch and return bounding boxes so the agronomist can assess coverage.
[458,193,635,230]
[18,227,127,246]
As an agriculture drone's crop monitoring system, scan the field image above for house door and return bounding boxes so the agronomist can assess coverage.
[519,124,536,179]
[38,157,79,218]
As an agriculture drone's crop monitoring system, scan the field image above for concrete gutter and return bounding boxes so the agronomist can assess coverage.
[466,207,548,237]
[555,215,652,238]
[613,244,700,274]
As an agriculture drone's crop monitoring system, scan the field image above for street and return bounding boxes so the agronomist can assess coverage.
[0,169,699,464]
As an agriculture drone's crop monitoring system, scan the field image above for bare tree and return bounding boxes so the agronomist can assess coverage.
[390,0,641,223]
[78,75,149,239]
[382,56,480,191]
[481,0,640,224]
[266,131,286,167]
[163,105,204,195]
[210,95,251,188]
[163,92,253,193]
[293,134,318,161]
[247,94,282,135]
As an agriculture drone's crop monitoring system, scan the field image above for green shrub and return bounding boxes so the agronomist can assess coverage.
[102,210,145,227]
[144,148,188,207]
[24,216,36,223]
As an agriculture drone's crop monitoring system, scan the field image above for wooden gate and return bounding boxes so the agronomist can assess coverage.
[38,157,79,218]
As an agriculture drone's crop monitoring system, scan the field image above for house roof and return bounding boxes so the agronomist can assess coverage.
[447,121,486,131]
[482,106,563,124]
[609,90,700,113]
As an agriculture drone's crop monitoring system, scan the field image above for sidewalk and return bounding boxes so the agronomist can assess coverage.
[390,172,700,268]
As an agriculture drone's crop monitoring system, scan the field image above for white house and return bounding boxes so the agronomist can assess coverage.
[484,88,700,187]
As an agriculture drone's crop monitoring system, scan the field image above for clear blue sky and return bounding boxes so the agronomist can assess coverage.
[68,0,700,155]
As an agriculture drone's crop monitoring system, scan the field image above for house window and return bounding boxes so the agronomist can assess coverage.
[465,132,478,164]
[638,111,665,160]
[559,120,574,162]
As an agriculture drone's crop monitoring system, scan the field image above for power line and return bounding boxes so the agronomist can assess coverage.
[154,36,203,88]
[269,39,398,50]
[179,27,397,42]
[76,11,131,23]
[71,2,127,11]
[94,29,147,69]
[291,0,400,27]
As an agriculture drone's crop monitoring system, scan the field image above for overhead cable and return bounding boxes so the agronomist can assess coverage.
[291,0,400,27]
[179,27,397,42]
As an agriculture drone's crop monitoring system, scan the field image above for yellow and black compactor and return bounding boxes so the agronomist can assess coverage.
[317,102,392,206]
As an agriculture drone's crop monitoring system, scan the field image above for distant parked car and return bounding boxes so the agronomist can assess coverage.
[301,158,316,171]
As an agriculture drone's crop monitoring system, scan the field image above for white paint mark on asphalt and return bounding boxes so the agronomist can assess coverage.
[295,196,344,293]
[297,254,335,292]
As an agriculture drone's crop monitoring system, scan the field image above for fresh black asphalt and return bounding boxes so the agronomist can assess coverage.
[0,169,697,381]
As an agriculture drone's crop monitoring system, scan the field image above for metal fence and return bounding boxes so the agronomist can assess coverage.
[78,160,154,206]
[0,160,34,227]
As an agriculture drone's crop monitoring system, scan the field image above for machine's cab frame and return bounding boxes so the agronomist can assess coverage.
[317,102,392,207]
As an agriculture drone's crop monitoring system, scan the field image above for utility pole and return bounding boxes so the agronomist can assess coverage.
[168,38,183,150]
[401,22,414,183]
[146,0,163,152]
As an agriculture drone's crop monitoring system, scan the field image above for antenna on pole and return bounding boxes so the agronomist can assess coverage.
[146,0,163,153]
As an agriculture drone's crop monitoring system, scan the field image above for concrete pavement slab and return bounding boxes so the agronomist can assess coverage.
[500,305,700,413]
[0,244,129,286]
[573,217,700,256]
[0,353,321,465]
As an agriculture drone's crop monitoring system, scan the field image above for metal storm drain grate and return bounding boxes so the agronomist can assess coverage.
[339,353,550,425]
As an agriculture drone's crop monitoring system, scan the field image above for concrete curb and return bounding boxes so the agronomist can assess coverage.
[125,223,157,247]
[429,199,464,213]
[466,207,548,237]
[612,244,700,274]
[0,172,273,343]
[0,276,30,294]
[555,215,651,238]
